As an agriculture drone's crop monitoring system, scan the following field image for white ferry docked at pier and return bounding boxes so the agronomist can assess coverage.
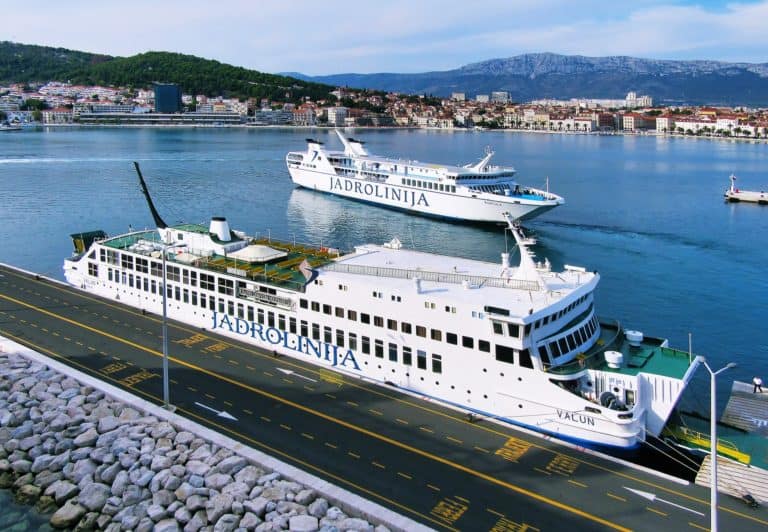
[285,131,564,223]
[63,163,701,450]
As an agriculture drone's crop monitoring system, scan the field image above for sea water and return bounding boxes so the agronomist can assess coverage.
[0,127,766,413]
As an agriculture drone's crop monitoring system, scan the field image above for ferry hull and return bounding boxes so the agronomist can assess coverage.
[288,167,559,223]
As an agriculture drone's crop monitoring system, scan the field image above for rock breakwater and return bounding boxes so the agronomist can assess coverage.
[0,349,402,531]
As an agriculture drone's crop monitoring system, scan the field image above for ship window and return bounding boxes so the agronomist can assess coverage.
[121,255,133,270]
[135,258,148,273]
[322,304,331,315]
[387,319,397,331]
[507,323,520,337]
[550,341,560,357]
[217,277,233,295]
[257,309,264,324]
[543,315,549,325]
[496,345,515,364]
[108,268,113,282]
[416,326,427,338]
[479,340,490,352]
[182,270,190,285]
[432,354,442,374]
[375,340,384,358]
[519,349,533,369]
[236,303,243,318]
[524,323,532,336]
[431,329,442,341]
[538,346,551,365]
[300,298,308,309]
[347,310,357,321]
[184,289,190,304]
[362,336,370,354]
[401,322,412,334]
[403,347,412,366]
[373,316,384,327]
[289,317,296,334]
[361,313,371,324]
[88,263,98,277]
[335,307,344,318]
[227,301,234,315]
[190,271,197,287]
[176,233,184,241]
[209,295,215,310]
[417,350,427,370]
[348,332,357,351]
[167,265,180,282]
[248,306,254,322]
[462,336,474,349]
[268,312,275,327]
[389,343,398,362]
[558,338,569,355]
[492,322,503,335]
[312,323,320,340]
[200,273,214,291]
[324,327,332,343]
[311,301,320,312]
[446,332,458,345]
[336,329,344,347]
[279,314,286,330]
[300,320,308,337]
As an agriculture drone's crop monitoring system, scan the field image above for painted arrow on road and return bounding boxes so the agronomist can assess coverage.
[624,487,705,516]
[194,401,238,421]
[276,367,317,383]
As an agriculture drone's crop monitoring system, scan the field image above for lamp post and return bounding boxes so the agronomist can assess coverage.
[702,359,737,532]
[161,241,184,410]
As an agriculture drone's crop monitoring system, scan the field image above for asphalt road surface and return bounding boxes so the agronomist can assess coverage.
[1,263,766,531]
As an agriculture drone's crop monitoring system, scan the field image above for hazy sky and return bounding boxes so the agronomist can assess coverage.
[5,1,768,75]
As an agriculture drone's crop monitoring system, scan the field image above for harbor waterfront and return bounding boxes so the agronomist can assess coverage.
[1,126,767,417]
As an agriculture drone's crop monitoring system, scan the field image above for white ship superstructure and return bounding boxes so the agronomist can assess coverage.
[285,131,564,223]
[63,164,701,450]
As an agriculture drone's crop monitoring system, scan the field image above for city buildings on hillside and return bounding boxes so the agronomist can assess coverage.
[3,81,767,138]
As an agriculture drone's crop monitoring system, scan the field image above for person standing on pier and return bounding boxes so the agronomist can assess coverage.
[753,376,763,393]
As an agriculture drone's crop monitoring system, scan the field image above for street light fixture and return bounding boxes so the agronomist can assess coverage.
[701,359,737,532]
[161,240,184,411]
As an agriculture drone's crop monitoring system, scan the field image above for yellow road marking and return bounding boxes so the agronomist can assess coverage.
[688,522,709,530]
[568,479,588,488]
[325,442,337,449]
[396,418,409,425]
[397,472,412,480]
[347,401,359,407]
[223,400,233,407]
[419,426,434,434]
[646,507,668,517]
[301,433,314,440]
[260,416,271,422]
[369,409,383,416]
[205,393,215,400]
[372,461,385,469]
[607,492,627,502]
[427,484,441,492]
[534,467,551,476]
[280,424,292,431]
[474,446,489,453]
[447,436,463,444]
[325,393,336,399]
[486,508,504,517]
[348,451,360,459]
[243,409,253,415]
[2,289,715,530]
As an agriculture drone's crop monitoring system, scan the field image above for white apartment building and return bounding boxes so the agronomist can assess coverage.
[451,92,466,101]
[475,94,489,103]
[491,91,509,103]
[327,107,348,126]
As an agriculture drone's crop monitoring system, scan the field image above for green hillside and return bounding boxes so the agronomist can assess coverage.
[0,42,333,103]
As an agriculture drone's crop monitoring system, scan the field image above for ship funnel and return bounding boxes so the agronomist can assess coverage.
[209,217,231,241]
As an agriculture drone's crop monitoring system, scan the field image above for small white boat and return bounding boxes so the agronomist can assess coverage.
[724,174,768,204]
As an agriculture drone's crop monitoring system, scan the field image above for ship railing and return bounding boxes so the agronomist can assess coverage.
[322,262,542,291]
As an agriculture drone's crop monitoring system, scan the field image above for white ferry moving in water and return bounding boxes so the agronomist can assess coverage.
[286,130,564,223]
[63,163,701,450]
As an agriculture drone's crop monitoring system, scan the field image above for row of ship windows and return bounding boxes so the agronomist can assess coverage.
[300,298,492,348]
[487,294,591,336]
[96,252,278,298]
[537,316,600,365]
[400,178,456,193]
[97,264,535,371]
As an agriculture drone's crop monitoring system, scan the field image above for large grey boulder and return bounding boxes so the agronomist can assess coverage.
[45,479,79,504]
[77,482,111,511]
[49,499,87,529]
[290,515,320,532]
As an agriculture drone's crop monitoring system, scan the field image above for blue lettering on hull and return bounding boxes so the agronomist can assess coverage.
[330,176,429,208]
[212,311,360,371]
